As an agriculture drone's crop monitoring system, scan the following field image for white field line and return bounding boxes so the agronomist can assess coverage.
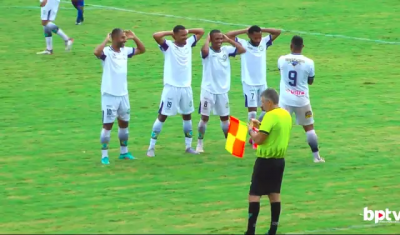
[58,1,400,45]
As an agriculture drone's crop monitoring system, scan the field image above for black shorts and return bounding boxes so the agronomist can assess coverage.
[249,157,285,196]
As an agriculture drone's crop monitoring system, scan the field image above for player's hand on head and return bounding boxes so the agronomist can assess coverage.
[124,30,136,39]
[222,34,230,42]
[106,33,112,42]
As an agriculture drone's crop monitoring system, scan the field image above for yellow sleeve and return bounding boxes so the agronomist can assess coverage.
[259,113,275,134]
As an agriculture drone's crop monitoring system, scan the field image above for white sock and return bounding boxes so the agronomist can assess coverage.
[185,137,192,149]
[248,111,257,121]
[197,139,203,145]
[120,146,128,154]
[306,130,320,159]
[57,29,69,41]
[149,139,157,149]
[46,37,53,51]
[102,150,108,158]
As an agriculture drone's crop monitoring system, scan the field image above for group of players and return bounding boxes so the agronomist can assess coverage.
[94,26,325,165]
[37,0,325,165]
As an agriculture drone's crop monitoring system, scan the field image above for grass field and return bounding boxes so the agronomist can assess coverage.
[1,0,400,234]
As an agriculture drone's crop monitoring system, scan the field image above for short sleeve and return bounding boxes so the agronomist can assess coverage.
[223,46,237,57]
[187,35,197,47]
[97,48,108,61]
[235,37,247,46]
[159,39,171,52]
[309,60,315,78]
[262,35,273,49]
[126,47,135,58]
[259,113,275,134]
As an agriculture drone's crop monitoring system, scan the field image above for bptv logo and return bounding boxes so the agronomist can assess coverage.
[363,207,400,223]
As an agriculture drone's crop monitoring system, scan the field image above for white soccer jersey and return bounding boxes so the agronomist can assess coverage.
[98,46,135,96]
[159,35,197,87]
[201,46,237,94]
[236,35,273,86]
[278,53,315,107]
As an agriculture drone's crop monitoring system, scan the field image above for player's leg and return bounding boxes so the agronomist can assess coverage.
[100,94,118,164]
[243,83,258,148]
[266,158,285,235]
[257,85,267,122]
[180,87,198,154]
[117,95,135,160]
[295,104,325,163]
[38,6,53,55]
[72,0,84,24]
[46,21,74,51]
[215,92,230,138]
[196,90,213,153]
[147,86,176,157]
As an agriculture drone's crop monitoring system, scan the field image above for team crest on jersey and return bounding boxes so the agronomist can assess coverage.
[222,54,228,61]
[258,45,264,51]
[305,111,313,118]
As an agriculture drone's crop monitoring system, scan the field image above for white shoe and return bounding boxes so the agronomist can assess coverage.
[36,49,53,55]
[314,157,325,163]
[147,148,155,157]
[65,38,74,51]
[196,144,204,153]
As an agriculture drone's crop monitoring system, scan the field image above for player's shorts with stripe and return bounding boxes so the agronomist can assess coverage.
[198,89,230,117]
[158,84,194,116]
[242,82,267,108]
[41,4,59,21]
[280,103,314,126]
[101,93,130,123]
[249,157,285,196]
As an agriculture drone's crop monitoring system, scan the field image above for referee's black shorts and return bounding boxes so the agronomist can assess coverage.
[249,157,285,196]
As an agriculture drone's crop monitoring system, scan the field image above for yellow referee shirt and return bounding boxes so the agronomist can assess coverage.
[257,108,292,159]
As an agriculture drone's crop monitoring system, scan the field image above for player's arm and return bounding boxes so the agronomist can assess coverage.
[94,34,110,59]
[188,28,205,42]
[261,28,282,41]
[125,30,145,55]
[152,30,173,46]
[225,28,248,40]
[40,0,48,7]
[308,60,315,85]
[223,35,246,55]
[201,34,210,58]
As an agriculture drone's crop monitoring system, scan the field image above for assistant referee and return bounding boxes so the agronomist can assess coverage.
[245,88,292,235]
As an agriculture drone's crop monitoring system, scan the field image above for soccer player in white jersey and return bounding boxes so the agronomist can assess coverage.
[226,26,281,148]
[196,30,246,153]
[147,25,205,157]
[94,28,146,165]
[278,36,325,163]
[37,0,74,55]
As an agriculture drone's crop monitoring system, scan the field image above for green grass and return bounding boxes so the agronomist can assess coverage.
[1,0,400,233]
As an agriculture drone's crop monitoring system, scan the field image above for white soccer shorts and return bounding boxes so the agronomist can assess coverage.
[101,93,131,123]
[158,85,194,116]
[40,4,59,21]
[198,89,230,117]
[280,103,314,126]
[242,83,267,108]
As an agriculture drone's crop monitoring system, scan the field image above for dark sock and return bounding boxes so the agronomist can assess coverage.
[268,202,281,235]
[246,202,260,234]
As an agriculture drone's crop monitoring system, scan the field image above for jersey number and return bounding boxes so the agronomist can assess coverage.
[288,71,297,86]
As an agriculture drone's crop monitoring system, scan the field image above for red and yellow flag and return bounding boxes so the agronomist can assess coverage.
[225,116,248,158]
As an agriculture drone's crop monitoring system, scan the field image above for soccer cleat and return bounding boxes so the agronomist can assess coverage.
[36,49,53,55]
[314,157,325,163]
[185,147,199,155]
[76,22,82,25]
[147,148,155,157]
[119,152,135,160]
[101,156,110,165]
[65,38,74,51]
[196,142,204,153]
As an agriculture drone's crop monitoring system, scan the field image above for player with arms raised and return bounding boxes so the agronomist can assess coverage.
[94,29,146,165]
[147,25,205,157]
[37,0,74,55]
[226,26,281,148]
[278,36,325,163]
[196,30,246,152]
